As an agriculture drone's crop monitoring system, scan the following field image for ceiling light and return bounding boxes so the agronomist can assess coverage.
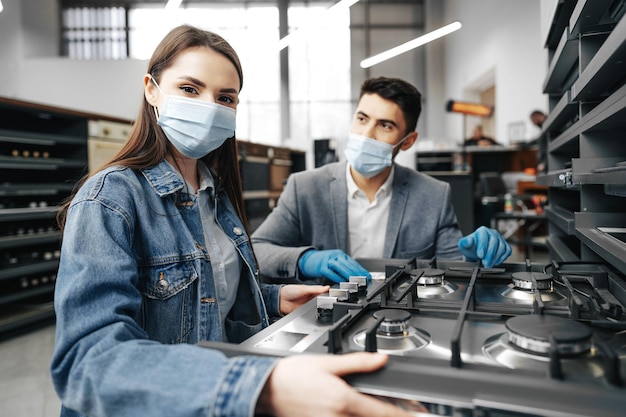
[164,0,183,11]
[278,0,360,51]
[360,21,462,68]
[0,1,4,13]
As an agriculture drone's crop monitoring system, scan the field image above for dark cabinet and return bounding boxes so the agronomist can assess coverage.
[0,97,90,336]
[0,97,130,338]
[237,140,305,233]
[538,0,626,275]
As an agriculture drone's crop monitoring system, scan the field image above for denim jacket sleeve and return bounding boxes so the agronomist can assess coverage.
[51,178,277,417]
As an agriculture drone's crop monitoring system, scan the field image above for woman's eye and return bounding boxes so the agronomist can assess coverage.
[180,86,198,95]
[218,95,235,104]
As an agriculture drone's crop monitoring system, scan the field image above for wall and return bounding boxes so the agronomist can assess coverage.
[0,0,145,120]
[440,0,549,146]
[349,1,426,168]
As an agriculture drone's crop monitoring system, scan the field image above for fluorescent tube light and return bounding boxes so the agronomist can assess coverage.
[164,0,183,11]
[278,0,360,51]
[0,1,4,13]
[360,21,462,68]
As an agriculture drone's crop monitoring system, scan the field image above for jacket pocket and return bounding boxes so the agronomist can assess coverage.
[137,261,198,344]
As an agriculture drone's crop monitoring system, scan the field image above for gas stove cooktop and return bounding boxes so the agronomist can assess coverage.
[201,258,626,417]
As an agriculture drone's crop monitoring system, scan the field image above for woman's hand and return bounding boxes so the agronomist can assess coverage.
[279,284,330,315]
[256,352,425,417]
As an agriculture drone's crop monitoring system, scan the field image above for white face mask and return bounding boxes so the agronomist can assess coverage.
[151,77,236,159]
[344,133,410,178]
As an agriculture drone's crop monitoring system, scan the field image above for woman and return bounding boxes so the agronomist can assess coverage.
[51,25,416,417]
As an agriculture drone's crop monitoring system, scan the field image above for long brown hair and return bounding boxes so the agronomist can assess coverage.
[57,25,249,233]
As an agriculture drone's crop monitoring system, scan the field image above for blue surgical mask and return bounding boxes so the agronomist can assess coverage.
[151,77,236,159]
[344,133,409,178]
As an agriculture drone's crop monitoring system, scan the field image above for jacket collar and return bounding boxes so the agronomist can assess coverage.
[141,160,186,197]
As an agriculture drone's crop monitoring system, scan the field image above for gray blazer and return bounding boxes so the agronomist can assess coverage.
[251,161,463,283]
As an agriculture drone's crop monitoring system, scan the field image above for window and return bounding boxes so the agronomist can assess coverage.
[60,2,351,162]
[61,6,128,59]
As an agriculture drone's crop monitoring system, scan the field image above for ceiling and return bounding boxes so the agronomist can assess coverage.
[60,0,415,6]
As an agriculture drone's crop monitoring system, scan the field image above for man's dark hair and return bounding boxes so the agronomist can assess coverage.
[530,110,545,118]
[359,76,422,134]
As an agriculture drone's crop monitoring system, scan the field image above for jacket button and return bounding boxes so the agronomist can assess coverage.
[157,280,169,292]
[233,227,243,235]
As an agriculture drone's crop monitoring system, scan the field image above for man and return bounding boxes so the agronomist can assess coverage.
[529,109,547,173]
[252,77,511,284]
[530,110,546,128]
[463,125,500,147]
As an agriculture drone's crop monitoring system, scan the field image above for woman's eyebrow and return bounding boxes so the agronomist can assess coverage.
[177,75,206,88]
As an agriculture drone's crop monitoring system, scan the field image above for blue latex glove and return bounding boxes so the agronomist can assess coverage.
[298,249,371,283]
[458,226,512,268]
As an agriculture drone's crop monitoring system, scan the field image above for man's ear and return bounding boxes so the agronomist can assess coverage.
[400,131,418,151]
[144,74,159,107]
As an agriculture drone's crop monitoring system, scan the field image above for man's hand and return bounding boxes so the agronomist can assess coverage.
[298,249,371,283]
[279,284,330,315]
[458,226,512,267]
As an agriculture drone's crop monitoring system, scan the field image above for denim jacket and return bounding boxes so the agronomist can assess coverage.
[51,160,281,417]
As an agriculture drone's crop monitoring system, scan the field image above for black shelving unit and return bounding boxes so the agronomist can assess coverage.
[537,0,626,276]
[237,140,306,233]
[0,97,90,337]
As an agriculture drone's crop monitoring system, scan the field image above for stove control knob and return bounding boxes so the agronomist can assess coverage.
[349,275,368,295]
[339,282,359,302]
[316,295,338,324]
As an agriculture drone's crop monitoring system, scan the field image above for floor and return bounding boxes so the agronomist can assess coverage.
[0,324,60,417]
[0,243,545,417]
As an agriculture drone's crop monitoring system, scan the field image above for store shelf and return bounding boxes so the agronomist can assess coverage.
[0,206,58,221]
[0,128,86,146]
[577,227,626,275]
[546,235,580,262]
[543,29,579,95]
[542,0,626,277]
[0,301,55,337]
[541,90,578,136]
[0,231,61,250]
[0,183,74,196]
[572,13,626,101]
[544,0,577,49]
[545,205,576,235]
[0,260,60,281]
[569,0,617,37]
[0,284,56,305]
[0,96,91,337]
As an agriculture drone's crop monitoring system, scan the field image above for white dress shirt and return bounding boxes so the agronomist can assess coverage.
[346,163,395,258]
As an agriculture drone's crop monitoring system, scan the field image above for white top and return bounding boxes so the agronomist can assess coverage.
[346,163,395,258]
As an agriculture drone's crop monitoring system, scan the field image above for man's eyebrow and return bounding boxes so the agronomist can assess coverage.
[379,118,398,127]
[356,111,398,127]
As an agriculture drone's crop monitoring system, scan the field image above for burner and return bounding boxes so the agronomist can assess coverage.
[501,271,564,302]
[394,268,458,298]
[512,271,553,290]
[411,268,446,285]
[482,315,609,377]
[373,309,411,335]
[353,309,431,354]
[506,315,592,356]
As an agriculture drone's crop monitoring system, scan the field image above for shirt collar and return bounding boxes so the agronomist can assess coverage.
[197,161,215,192]
[346,162,395,198]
